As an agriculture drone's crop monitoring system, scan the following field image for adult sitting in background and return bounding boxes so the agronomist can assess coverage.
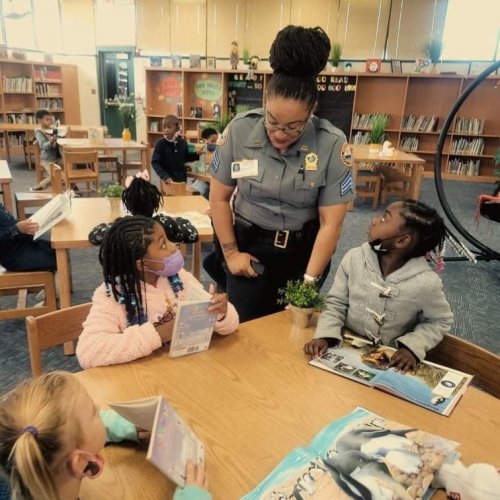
[0,202,56,272]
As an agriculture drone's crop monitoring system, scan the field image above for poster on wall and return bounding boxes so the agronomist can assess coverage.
[365,59,382,73]
[314,75,357,137]
[227,73,264,118]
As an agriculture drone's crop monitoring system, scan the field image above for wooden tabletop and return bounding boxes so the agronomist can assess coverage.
[0,160,12,181]
[351,144,426,164]
[51,196,211,249]
[58,138,148,150]
[0,124,93,133]
[77,311,500,500]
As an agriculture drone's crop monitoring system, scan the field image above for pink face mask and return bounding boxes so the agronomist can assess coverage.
[67,450,105,479]
[146,249,184,278]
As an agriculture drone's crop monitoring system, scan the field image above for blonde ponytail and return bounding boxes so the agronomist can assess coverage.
[0,372,84,500]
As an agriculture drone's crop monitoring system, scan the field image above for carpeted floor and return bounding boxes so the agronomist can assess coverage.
[1,157,499,394]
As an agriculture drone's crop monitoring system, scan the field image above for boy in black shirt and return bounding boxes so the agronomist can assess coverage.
[151,115,199,183]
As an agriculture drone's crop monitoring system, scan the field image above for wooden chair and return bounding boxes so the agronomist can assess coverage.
[62,149,99,195]
[25,303,91,376]
[353,166,382,209]
[23,133,37,171]
[116,141,150,182]
[15,164,63,219]
[380,164,414,204]
[161,180,198,196]
[426,334,500,398]
[0,271,57,321]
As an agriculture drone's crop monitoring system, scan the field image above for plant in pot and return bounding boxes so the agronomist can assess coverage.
[368,113,389,153]
[100,182,125,211]
[114,93,136,142]
[425,38,443,74]
[330,43,343,72]
[278,280,325,329]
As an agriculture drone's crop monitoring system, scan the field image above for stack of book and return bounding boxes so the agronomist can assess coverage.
[402,115,439,132]
[34,66,61,81]
[455,117,485,135]
[400,136,419,152]
[352,131,371,144]
[8,132,27,147]
[447,158,480,176]
[35,82,61,96]
[37,98,63,110]
[451,137,485,155]
[352,113,389,129]
[3,76,33,93]
[6,112,34,124]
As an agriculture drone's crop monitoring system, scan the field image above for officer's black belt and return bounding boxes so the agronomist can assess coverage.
[234,214,306,250]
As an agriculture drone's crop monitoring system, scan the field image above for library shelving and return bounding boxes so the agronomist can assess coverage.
[0,59,80,159]
[144,69,499,183]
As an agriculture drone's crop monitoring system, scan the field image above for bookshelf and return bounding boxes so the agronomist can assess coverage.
[0,59,80,159]
[144,69,499,183]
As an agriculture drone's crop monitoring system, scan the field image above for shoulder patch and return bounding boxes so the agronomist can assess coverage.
[210,148,221,172]
[340,170,354,197]
[340,142,353,167]
[216,124,231,146]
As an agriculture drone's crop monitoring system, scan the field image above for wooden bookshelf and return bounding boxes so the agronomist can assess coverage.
[0,59,80,159]
[144,69,499,183]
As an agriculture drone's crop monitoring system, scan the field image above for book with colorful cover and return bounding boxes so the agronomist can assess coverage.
[242,407,459,500]
[309,335,472,416]
[110,396,204,487]
[30,189,74,239]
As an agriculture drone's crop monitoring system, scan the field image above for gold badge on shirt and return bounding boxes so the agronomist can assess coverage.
[304,152,318,171]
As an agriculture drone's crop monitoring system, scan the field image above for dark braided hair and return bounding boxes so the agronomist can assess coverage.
[99,216,156,325]
[267,25,331,109]
[398,200,446,258]
[122,177,163,217]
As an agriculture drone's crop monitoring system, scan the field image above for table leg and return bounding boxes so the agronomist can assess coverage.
[193,241,201,280]
[141,149,149,176]
[2,181,13,213]
[56,248,75,355]
[409,164,424,200]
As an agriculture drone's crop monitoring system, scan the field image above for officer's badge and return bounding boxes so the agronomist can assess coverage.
[340,142,353,167]
[217,124,231,146]
[304,152,318,171]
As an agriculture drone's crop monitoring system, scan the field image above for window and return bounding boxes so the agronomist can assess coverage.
[34,0,62,53]
[2,0,35,49]
[442,0,499,60]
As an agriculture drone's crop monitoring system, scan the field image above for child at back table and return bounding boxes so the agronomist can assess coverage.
[77,215,239,369]
[304,200,460,373]
[0,371,210,500]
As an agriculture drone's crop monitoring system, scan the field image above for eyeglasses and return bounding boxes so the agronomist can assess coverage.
[263,109,310,137]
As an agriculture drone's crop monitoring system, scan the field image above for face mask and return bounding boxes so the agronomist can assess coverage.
[206,143,217,152]
[146,249,184,277]
[68,450,105,479]
[369,235,407,255]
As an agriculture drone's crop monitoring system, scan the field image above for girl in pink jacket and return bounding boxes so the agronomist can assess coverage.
[77,215,239,369]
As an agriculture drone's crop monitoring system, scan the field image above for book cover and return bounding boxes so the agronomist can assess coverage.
[110,396,204,487]
[242,407,459,500]
[30,190,74,239]
[309,335,472,416]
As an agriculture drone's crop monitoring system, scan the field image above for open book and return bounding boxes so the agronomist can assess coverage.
[243,406,459,500]
[30,190,73,239]
[109,396,204,487]
[169,281,218,358]
[309,334,472,416]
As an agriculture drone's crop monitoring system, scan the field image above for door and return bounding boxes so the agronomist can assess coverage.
[97,48,136,139]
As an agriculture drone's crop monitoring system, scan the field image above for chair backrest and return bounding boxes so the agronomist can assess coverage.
[426,333,500,398]
[62,149,99,188]
[25,302,92,376]
[161,180,193,196]
[66,127,88,138]
[50,163,63,194]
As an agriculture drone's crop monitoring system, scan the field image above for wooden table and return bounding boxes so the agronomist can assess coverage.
[351,144,425,206]
[57,138,150,179]
[0,160,13,212]
[77,311,500,500]
[51,196,211,310]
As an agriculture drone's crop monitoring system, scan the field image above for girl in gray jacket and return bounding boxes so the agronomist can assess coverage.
[304,200,455,373]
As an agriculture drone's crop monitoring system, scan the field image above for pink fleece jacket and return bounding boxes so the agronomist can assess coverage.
[76,269,239,369]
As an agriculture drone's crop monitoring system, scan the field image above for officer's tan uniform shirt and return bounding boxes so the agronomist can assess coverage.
[210,109,355,231]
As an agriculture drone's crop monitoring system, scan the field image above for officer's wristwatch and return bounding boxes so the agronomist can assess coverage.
[303,273,320,284]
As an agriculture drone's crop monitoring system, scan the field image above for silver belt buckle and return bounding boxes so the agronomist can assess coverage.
[274,230,290,249]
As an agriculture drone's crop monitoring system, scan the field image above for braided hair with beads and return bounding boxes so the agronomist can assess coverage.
[99,216,156,325]
[122,176,163,217]
[267,25,331,109]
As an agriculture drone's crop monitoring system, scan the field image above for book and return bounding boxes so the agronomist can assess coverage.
[169,281,217,358]
[109,396,204,487]
[243,406,459,500]
[30,190,74,239]
[309,334,472,416]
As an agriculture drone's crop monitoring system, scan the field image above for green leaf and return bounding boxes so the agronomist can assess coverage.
[277,280,325,310]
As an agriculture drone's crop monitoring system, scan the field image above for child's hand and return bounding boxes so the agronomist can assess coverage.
[185,460,209,490]
[303,338,329,359]
[389,346,418,373]
[207,284,228,320]
[16,219,39,235]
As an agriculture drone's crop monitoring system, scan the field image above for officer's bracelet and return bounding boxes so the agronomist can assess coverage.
[303,273,320,284]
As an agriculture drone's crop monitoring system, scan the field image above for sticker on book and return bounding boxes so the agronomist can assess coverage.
[340,170,354,197]
[340,142,353,167]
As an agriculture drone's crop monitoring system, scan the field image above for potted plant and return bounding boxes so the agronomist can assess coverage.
[100,182,125,211]
[243,49,250,66]
[114,93,136,142]
[213,115,232,134]
[368,113,389,153]
[330,43,343,72]
[278,280,325,329]
[425,38,443,74]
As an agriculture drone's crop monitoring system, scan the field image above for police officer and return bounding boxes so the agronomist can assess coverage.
[209,25,355,322]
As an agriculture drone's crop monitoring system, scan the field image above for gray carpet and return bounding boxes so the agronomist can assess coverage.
[1,158,499,394]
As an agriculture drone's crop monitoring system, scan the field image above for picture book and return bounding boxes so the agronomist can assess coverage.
[30,190,74,239]
[309,335,472,416]
[110,396,204,487]
[169,280,218,358]
[243,406,459,500]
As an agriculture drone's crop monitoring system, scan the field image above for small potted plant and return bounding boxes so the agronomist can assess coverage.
[425,38,443,74]
[100,182,125,211]
[329,43,343,72]
[278,280,325,329]
[368,113,389,153]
